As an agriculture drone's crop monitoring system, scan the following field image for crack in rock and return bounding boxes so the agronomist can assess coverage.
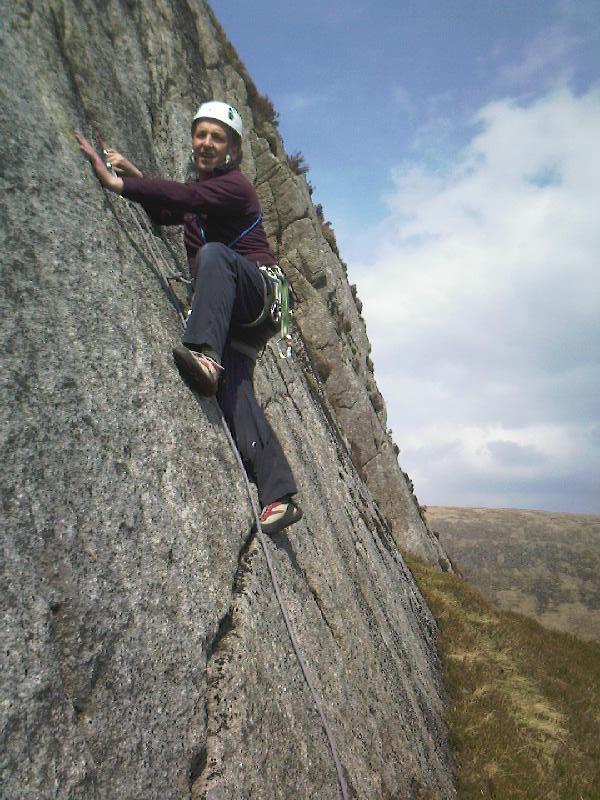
[191,526,258,799]
[297,552,340,647]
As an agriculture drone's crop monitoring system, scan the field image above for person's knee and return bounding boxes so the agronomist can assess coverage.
[194,243,237,288]
[197,241,232,270]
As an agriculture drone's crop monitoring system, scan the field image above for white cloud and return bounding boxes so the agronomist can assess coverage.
[396,418,599,512]
[498,26,577,89]
[391,85,414,115]
[278,91,322,113]
[352,86,600,511]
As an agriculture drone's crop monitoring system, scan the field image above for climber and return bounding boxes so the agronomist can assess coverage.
[75,101,302,536]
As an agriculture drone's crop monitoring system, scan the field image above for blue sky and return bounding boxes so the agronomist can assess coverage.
[211,0,600,513]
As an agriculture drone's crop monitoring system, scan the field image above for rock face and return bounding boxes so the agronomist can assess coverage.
[0,1,454,798]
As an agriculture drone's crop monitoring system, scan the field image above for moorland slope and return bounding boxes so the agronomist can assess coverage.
[426,506,600,640]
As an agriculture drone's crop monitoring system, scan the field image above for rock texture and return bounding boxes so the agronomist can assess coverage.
[0,1,454,798]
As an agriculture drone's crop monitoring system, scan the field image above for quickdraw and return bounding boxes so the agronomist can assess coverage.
[266,264,293,360]
[239,264,294,359]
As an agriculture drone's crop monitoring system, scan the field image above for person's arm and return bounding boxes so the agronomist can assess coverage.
[107,150,143,177]
[76,131,184,225]
[138,200,185,227]
[121,171,248,215]
[75,131,123,193]
[76,131,248,220]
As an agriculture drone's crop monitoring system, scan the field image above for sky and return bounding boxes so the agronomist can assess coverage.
[210,0,600,513]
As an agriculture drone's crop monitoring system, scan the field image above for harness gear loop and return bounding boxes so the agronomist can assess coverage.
[238,264,294,359]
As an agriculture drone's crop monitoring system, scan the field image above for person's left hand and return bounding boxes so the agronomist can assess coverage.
[75,130,124,194]
[95,130,143,178]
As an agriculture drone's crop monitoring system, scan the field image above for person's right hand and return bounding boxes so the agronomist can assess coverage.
[75,130,124,194]
[96,131,143,178]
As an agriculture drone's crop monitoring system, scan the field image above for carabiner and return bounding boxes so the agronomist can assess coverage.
[276,335,293,360]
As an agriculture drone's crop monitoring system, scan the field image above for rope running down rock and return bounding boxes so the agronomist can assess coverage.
[113,190,350,800]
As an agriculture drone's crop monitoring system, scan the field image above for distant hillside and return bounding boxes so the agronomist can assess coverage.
[425,507,600,641]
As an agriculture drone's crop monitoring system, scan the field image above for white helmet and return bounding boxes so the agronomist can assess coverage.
[192,101,243,138]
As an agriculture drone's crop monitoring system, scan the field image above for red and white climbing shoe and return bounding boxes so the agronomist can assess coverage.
[173,345,223,396]
[259,497,303,536]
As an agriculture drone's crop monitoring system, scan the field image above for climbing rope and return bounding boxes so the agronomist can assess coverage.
[125,200,191,287]
[117,198,190,325]
[101,143,190,324]
[220,418,350,800]
[103,165,350,799]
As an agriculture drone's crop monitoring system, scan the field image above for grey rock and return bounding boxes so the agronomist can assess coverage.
[1,1,454,798]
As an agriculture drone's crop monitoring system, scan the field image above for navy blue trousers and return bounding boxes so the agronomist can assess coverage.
[182,243,297,507]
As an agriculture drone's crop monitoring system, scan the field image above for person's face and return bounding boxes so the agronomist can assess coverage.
[192,119,230,173]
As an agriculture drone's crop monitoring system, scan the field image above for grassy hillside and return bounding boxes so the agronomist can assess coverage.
[425,507,600,641]
[405,554,600,800]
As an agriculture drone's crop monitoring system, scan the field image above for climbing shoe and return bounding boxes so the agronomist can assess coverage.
[173,345,223,396]
[259,497,303,536]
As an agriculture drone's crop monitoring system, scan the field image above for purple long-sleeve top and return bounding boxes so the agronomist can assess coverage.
[121,168,275,276]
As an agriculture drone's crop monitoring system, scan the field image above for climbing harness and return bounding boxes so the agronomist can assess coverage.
[99,145,349,800]
[195,210,294,360]
[194,208,263,250]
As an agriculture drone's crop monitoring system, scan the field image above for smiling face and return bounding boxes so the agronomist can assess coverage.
[191,118,238,174]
